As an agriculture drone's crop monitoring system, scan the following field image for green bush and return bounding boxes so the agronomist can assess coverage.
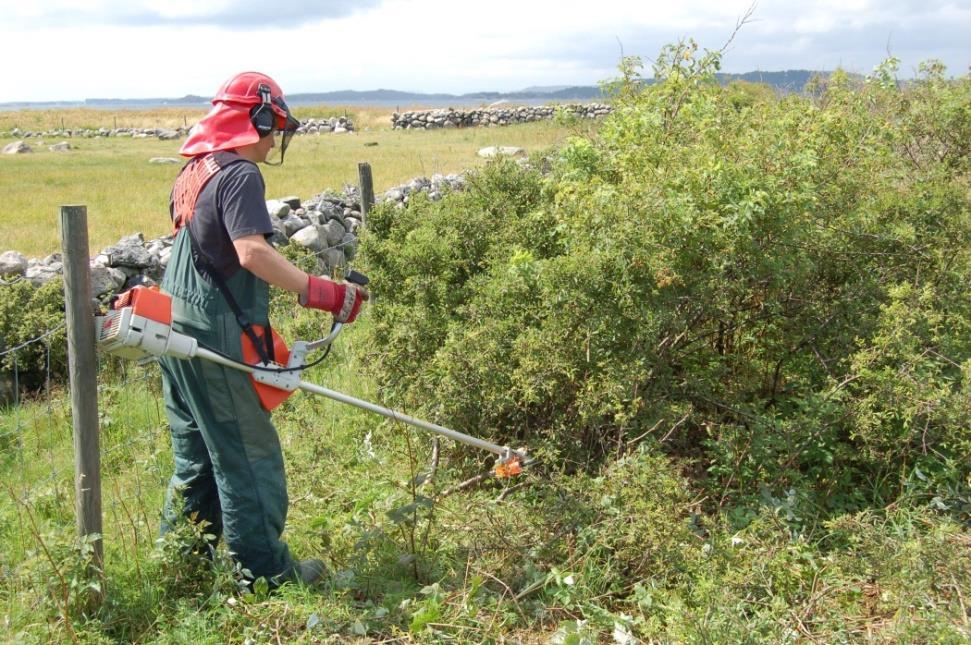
[360,46,971,521]
[0,280,67,392]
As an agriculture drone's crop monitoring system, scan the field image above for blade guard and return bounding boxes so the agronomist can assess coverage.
[241,325,293,412]
[494,455,523,478]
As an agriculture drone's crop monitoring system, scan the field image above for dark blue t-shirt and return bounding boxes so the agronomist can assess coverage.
[170,151,273,277]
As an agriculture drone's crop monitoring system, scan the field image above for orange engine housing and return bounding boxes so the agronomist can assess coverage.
[113,286,172,324]
[240,325,294,412]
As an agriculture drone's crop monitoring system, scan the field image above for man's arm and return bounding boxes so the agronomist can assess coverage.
[233,234,309,297]
[234,233,369,322]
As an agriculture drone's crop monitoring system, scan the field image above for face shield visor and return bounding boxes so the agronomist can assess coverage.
[264,97,300,166]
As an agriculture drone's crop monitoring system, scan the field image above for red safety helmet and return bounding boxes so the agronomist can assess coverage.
[180,71,300,163]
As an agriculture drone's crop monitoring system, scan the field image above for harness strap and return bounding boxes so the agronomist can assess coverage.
[172,154,223,233]
[186,230,276,366]
[173,153,276,366]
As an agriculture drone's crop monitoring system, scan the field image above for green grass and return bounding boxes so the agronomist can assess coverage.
[0,319,443,641]
[0,111,589,257]
[2,309,969,642]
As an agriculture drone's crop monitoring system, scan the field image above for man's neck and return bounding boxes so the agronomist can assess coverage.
[234,146,262,164]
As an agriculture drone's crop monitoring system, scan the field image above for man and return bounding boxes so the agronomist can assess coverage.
[158,71,367,586]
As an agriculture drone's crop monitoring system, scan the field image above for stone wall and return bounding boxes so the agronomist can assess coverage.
[0,172,467,298]
[0,117,355,142]
[391,103,612,130]
[2,127,190,141]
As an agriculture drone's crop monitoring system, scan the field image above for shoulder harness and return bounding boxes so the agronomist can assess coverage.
[172,154,224,233]
[170,153,278,369]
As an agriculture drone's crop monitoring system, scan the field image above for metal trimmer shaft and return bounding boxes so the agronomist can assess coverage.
[196,347,525,462]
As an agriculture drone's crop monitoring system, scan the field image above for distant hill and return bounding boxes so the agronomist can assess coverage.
[716,70,828,91]
[0,71,845,110]
[82,95,210,107]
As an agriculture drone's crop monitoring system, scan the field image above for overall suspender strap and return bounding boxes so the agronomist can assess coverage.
[186,229,277,366]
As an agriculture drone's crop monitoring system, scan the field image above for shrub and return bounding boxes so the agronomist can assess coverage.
[360,46,971,520]
[0,280,67,392]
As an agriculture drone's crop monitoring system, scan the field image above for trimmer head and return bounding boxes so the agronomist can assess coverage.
[493,448,534,478]
[494,457,523,479]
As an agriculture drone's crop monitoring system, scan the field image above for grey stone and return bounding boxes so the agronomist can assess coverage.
[89,265,125,297]
[124,274,157,290]
[341,233,359,261]
[157,130,180,141]
[266,200,291,218]
[102,241,155,269]
[344,217,362,233]
[318,202,344,222]
[2,141,31,154]
[280,196,301,210]
[383,188,404,202]
[290,226,324,252]
[149,157,181,164]
[321,219,346,247]
[282,214,308,237]
[25,265,60,287]
[320,248,345,272]
[477,146,525,158]
[109,267,126,286]
[268,230,289,247]
[49,141,71,152]
[0,251,28,277]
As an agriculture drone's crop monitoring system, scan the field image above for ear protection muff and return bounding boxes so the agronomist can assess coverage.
[249,83,276,138]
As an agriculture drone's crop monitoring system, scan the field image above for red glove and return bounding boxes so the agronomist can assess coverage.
[299,275,368,323]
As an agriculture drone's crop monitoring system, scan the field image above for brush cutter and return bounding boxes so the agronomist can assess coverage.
[95,280,528,478]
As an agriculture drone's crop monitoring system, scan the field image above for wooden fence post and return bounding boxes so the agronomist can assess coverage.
[358,162,374,228]
[60,205,104,579]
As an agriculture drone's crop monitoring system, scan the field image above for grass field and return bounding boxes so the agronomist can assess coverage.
[0,106,589,257]
[0,105,412,134]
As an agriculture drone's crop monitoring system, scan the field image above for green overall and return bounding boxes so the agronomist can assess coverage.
[159,227,294,581]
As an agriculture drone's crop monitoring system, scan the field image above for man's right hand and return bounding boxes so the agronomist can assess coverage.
[300,275,369,323]
[335,281,369,323]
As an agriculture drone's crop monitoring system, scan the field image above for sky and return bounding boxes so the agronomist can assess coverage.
[1,0,968,102]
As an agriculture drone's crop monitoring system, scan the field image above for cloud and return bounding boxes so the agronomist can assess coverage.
[492,1,971,78]
[2,0,384,29]
[0,0,968,102]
